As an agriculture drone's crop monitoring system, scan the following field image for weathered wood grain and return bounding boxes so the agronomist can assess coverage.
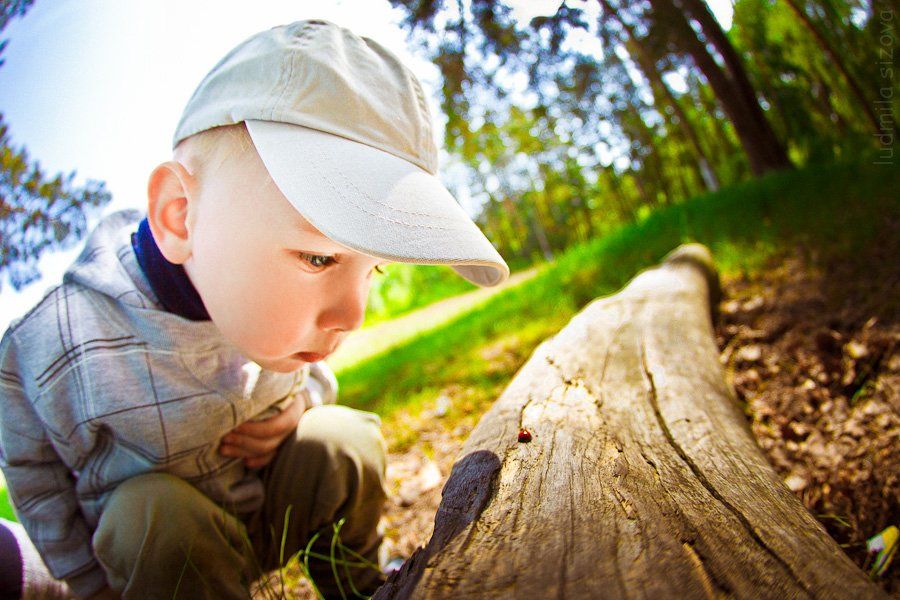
[374,244,885,600]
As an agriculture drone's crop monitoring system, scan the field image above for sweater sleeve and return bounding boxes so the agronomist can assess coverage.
[0,330,108,598]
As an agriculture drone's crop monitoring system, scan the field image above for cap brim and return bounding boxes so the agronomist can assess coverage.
[245,120,509,287]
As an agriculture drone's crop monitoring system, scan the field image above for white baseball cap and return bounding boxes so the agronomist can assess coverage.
[173,20,509,287]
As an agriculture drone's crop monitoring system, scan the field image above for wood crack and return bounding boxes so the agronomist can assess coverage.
[611,507,628,599]
[682,541,717,600]
[537,428,555,504]
[640,338,813,599]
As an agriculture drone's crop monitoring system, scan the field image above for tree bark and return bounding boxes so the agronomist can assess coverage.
[690,77,741,180]
[650,0,793,175]
[599,0,721,192]
[375,245,886,599]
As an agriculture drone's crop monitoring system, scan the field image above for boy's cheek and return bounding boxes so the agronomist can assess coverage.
[220,305,311,362]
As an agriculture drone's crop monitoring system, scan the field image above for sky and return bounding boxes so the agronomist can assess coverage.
[0,0,733,332]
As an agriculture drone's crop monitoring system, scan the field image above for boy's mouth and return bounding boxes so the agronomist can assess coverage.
[293,351,329,362]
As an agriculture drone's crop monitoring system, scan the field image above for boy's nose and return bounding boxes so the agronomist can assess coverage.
[317,280,367,333]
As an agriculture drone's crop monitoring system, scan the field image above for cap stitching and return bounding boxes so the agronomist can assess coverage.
[311,144,457,231]
[306,133,458,223]
[342,172,458,223]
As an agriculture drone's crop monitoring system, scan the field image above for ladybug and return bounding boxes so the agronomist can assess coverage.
[518,428,532,443]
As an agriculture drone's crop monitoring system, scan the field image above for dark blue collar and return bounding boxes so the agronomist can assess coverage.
[131,218,211,321]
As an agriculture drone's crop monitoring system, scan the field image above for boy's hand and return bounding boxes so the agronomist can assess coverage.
[219,397,305,469]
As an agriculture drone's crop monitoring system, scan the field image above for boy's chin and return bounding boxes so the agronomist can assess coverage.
[252,355,310,373]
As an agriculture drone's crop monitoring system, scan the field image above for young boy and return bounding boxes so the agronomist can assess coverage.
[0,20,508,599]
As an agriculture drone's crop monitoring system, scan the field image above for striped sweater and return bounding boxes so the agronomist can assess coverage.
[0,210,338,597]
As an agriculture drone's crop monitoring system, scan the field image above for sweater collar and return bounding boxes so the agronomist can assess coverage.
[131,217,211,321]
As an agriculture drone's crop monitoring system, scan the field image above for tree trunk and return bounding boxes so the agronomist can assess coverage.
[783,0,889,136]
[527,205,554,261]
[599,0,721,192]
[619,102,673,207]
[651,0,793,175]
[604,171,638,223]
[690,77,741,180]
[375,245,885,599]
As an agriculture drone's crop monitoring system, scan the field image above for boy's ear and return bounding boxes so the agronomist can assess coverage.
[147,161,195,265]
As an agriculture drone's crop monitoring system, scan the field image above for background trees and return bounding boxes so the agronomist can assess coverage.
[389,0,895,266]
[2,1,893,290]
[0,0,111,291]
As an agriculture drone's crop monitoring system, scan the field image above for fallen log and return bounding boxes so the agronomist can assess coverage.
[375,244,886,599]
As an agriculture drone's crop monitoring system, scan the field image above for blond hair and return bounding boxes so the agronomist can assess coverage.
[173,122,254,183]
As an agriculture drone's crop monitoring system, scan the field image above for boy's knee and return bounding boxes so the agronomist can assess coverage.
[280,405,388,522]
[257,406,388,569]
[94,473,249,590]
[98,473,216,539]
[297,405,387,477]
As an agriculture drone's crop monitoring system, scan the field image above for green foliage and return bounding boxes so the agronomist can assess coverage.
[731,0,885,164]
[390,0,892,268]
[0,0,33,27]
[335,160,899,417]
[0,0,34,66]
[0,115,112,290]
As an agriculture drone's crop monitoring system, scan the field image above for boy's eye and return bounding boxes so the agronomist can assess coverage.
[298,252,335,270]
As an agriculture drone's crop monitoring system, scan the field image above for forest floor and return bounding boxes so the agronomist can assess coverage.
[277,237,898,598]
[714,244,898,595]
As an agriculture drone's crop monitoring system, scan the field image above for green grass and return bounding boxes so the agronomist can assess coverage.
[0,486,14,522]
[336,160,899,429]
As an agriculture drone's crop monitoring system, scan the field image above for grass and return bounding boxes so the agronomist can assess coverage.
[0,486,13,521]
[254,516,382,599]
[335,159,899,440]
[328,267,539,371]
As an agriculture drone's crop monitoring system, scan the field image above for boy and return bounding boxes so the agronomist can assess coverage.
[0,20,508,599]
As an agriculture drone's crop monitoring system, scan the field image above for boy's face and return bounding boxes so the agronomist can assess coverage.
[181,143,388,373]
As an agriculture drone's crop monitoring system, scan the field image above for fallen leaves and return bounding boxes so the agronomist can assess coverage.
[716,251,899,591]
[395,459,443,506]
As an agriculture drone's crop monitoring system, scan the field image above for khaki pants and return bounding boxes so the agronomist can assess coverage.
[92,405,387,599]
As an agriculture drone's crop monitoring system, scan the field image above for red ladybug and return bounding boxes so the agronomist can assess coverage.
[518,428,532,443]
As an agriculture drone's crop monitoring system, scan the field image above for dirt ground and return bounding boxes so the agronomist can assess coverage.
[282,244,898,597]
[714,247,899,595]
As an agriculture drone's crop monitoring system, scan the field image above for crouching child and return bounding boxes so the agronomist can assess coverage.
[0,19,508,600]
